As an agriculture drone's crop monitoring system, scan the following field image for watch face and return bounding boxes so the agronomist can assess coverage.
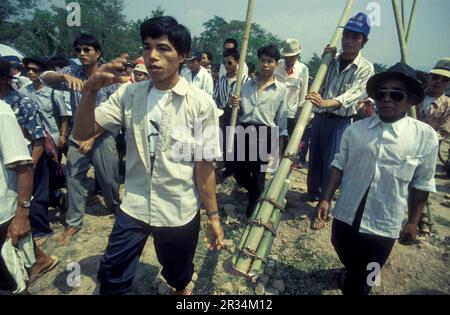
[21,201,31,208]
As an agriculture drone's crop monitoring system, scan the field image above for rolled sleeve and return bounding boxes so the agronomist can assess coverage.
[0,110,32,167]
[410,136,439,192]
[95,84,127,135]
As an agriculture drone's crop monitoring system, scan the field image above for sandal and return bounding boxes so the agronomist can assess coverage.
[419,214,431,235]
[29,255,59,284]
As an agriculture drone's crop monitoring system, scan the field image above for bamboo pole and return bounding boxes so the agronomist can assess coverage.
[226,0,256,154]
[392,0,417,118]
[232,0,356,277]
[401,0,406,30]
[405,0,418,45]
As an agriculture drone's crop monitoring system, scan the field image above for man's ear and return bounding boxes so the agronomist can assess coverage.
[95,50,102,60]
[179,53,187,65]
[362,37,369,48]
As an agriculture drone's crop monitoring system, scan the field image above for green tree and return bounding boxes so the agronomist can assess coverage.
[193,16,283,67]
[305,52,322,78]
[373,62,388,73]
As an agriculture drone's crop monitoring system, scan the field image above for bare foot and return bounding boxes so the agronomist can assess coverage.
[57,227,81,246]
[312,218,328,230]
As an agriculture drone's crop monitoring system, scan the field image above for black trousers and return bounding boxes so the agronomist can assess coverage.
[98,209,200,294]
[233,123,275,217]
[0,219,17,292]
[331,219,395,295]
[219,106,235,173]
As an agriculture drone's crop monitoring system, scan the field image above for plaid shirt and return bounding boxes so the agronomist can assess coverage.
[3,90,46,142]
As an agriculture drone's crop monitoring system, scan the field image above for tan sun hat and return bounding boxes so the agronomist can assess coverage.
[134,63,148,75]
[430,57,450,78]
[280,38,301,57]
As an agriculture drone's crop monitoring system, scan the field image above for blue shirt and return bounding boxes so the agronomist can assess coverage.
[3,90,46,142]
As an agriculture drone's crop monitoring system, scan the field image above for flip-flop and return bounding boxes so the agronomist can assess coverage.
[29,255,59,284]
[34,236,49,247]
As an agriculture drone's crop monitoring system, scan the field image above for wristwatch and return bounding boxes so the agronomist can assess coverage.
[18,200,31,208]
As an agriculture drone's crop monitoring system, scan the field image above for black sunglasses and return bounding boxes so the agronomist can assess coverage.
[430,73,450,82]
[75,47,93,54]
[372,89,407,102]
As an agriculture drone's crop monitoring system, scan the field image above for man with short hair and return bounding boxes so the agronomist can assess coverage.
[219,38,249,78]
[20,56,70,222]
[306,13,375,213]
[0,59,53,242]
[10,62,31,91]
[183,49,214,95]
[214,48,249,177]
[201,51,213,74]
[231,45,288,218]
[40,33,121,245]
[72,16,224,295]
[314,63,438,295]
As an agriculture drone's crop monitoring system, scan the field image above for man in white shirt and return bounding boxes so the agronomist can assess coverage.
[183,49,214,96]
[274,38,309,137]
[72,16,224,295]
[314,63,438,295]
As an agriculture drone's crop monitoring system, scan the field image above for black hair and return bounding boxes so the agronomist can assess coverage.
[223,38,238,49]
[212,63,220,72]
[223,48,240,61]
[140,16,191,57]
[257,45,281,62]
[202,51,212,63]
[73,33,102,51]
[248,63,256,72]
[48,56,70,69]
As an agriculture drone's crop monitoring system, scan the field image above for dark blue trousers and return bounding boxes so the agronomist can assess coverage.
[307,114,351,199]
[97,209,200,295]
[30,153,53,238]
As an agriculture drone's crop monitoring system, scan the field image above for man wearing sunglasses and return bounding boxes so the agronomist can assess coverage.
[214,48,250,178]
[304,13,375,213]
[39,34,121,246]
[314,63,438,295]
[20,57,70,244]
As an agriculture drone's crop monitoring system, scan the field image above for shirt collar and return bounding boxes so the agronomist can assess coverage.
[336,51,364,69]
[368,114,409,138]
[171,76,189,96]
[252,76,281,89]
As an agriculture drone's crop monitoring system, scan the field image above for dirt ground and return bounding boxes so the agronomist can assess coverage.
[28,141,450,295]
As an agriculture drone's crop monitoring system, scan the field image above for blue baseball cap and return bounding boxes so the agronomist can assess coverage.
[343,12,371,37]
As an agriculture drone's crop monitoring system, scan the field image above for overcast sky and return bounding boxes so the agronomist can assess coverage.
[123,0,449,71]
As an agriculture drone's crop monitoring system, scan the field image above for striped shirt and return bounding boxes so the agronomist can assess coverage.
[314,52,374,117]
[213,74,249,109]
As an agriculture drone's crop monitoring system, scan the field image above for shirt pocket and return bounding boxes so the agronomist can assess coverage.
[167,127,195,162]
[393,156,420,182]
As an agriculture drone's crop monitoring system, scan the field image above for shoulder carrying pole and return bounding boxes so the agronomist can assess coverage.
[226,0,256,154]
[232,0,356,278]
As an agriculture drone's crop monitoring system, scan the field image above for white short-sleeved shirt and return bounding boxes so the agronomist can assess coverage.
[0,100,33,225]
[331,115,438,239]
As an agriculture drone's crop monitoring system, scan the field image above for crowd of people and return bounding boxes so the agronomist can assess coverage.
[0,12,449,295]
